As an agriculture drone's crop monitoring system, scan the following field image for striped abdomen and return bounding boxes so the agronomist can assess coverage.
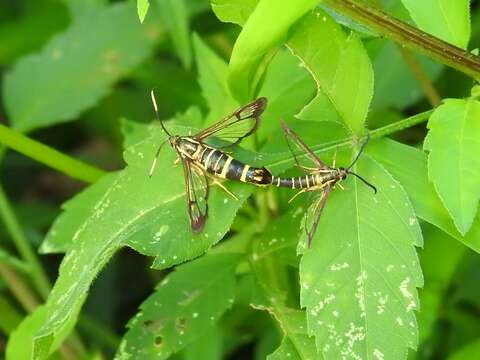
[270,172,338,189]
[199,147,272,186]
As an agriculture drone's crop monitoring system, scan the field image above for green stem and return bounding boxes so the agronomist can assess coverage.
[0,124,105,184]
[324,0,480,80]
[0,184,51,298]
[267,109,433,170]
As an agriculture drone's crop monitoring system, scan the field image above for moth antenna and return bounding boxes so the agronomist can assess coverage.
[149,139,168,177]
[151,89,172,136]
[348,171,377,194]
[347,133,370,171]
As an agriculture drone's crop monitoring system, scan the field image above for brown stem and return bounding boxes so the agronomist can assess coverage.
[324,0,480,80]
[399,47,442,107]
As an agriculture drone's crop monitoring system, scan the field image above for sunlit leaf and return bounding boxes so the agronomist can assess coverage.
[424,99,480,235]
[116,254,240,359]
[287,10,374,135]
[210,0,258,26]
[227,0,317,101]
[156,0,192,68]
[3,2,158,132]
[298,156,423,357]
[137,0,150,23]
[401,0,471,48]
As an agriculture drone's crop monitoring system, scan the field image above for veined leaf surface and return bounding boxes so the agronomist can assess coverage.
[401,0,470,49]
[116,254,240,359]
[424,99,480,235]
[287,10,374,135]
[3,2,157,132]
[32,122,252,359]
[299,156,423,358]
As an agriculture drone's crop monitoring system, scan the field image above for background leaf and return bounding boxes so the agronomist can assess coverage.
[424,99,480,235]
[367,138,480,254]
[299,156,423,358]
[401,0,471,49]
[287,10,374,135]
[156,0,192,68]
[211,0,258,26]
[227,0,317,101]
[116,253,240,359]
[192,34,236,122]
[137,0,150,23]
[3,2,157,132]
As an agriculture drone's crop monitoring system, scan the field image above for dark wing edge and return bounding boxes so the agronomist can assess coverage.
[194,97,268,146]
[182,159,209,232]
[280,120,327,170]
[304,185,331,248]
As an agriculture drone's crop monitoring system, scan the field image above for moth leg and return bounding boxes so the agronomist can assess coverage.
[211,179,239,200]
[337,182,345,191]
[173,157,181,166]
[288,189,307,203]
[203,170,238,200]
[332,147,338,168]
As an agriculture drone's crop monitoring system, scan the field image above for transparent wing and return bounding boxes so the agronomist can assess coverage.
[182,159,209,232]
[304,185,331,247]
[280,120,327,170]
[194,98,267,146]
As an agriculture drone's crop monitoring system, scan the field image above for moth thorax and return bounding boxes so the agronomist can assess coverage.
[177,137,200,156]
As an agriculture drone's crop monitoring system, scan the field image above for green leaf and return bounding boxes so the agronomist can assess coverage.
[0,3,69,65]
[368,138,480,254]
[257,50,317,141]
[424,99,480,235]
[156,0,192,68]
[137,0,150,23]
[299,156,423,357]
[7,305,77,360]
[0,248,29,272]
[61,0,107,18]
[417,223,465,344]
[250,282,317,359]
[265,308,317,360]
[401,0,471,49]
[116,254,240,359]
[3,2,157,132]
[192,34,236,123]
[449,338,480,360]
[227,0,318,101]
[40,172,121,254]
[287,10,374,135]
[0,295,22,335]
[211,0,258,26]
[32,119,253,358]
[181,325,222,360]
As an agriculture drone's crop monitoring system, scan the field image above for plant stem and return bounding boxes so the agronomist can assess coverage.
[324,0,480,81]
[399,47,442,107]
[0,184,51,299]
[0,123,105,184]
[0,264,40,312]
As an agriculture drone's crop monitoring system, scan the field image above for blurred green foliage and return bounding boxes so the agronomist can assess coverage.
[1,0,480,359]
